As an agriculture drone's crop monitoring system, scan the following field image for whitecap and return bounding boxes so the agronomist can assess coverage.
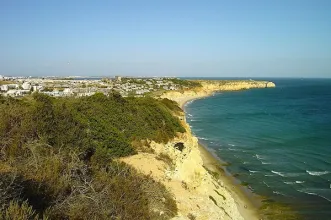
[298,190,317,196]
[228,148,237,151]
[254,154,266,160]
[249,170,259,173]
[271,171,286,177]
[271,171,303,177]
[298,189,331,202]
[228,144,236,147]
[296,181,305,184]
[273,191,287,196]
[263,181,270,187]
[190,119,200,122]
[306,170,329,176]
[261,162,271,165]
[284,181,296,185]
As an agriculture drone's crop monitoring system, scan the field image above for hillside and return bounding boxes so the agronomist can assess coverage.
[0,92,183,219]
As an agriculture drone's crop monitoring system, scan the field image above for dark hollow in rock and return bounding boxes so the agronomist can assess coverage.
[174,142,185,152]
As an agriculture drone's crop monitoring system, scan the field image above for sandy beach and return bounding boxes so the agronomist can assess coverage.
[182,96,261,220]
[198,142,261,219]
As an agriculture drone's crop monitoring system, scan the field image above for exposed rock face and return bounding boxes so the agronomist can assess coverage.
[123,81,274,219]
[149,123,246,220]
[161,80,275,108]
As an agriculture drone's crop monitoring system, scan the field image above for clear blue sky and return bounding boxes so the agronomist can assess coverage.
[1,0,331,77]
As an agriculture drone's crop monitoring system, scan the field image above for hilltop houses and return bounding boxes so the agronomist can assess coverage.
[0,76,183,98]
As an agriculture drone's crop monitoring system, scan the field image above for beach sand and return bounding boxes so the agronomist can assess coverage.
[197,143,261,220]
[181,96,261,220]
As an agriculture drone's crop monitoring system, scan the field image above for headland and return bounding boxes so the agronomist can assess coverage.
[124,80,275,219]
[161,80,276,108]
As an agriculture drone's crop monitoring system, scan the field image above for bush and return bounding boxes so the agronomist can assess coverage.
[1,200,42,220]
[0,93,185,160]
[0,94,181,219]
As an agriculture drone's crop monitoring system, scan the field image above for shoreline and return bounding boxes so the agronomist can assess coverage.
[182,93,262,220]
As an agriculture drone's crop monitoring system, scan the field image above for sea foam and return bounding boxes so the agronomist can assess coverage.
[306,170,329,176]
[271,171,303,177]
[298,189,331,202]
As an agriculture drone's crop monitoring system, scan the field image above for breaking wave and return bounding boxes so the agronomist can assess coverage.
[273,191,287,196]
[254,154,266,160]
[284,181,296,185]
[298,189,331,202]
[249,170,259,173]
[306,170,329,176]
[271,171,303,177]
[284,181,305,184]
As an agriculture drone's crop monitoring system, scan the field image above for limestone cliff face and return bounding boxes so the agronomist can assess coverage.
[149,122,246,220]
[124,81,274,219]
[149,80,275,219]
[160,80,275,107]
[150,125,206,189]
[198,80,275,91]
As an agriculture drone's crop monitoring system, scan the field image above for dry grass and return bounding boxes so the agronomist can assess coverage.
[156,153,173,168]
[0,142,178,220]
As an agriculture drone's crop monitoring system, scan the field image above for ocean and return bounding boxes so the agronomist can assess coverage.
[185,78,331,219]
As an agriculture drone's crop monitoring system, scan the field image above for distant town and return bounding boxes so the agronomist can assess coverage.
[0,75,191,98]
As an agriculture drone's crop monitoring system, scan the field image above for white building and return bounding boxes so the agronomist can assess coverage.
[0,85,8,91]
[5,90,30,97]
[115,76,122,82]
[22,82,31,90]
[7,84,19,89]
[33,85,43,92]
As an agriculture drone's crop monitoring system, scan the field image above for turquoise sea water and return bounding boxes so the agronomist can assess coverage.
[185,78,331,219]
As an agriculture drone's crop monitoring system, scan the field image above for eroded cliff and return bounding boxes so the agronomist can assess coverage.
[123,80,275,219]
[160,80,275,107]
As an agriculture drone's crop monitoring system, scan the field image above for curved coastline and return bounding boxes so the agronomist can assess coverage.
[183,94,262,219]
[161,80,276,219]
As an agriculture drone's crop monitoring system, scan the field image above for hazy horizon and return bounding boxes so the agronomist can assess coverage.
[1,1,331,78]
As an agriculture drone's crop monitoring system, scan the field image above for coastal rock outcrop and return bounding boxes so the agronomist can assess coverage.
[123,121,246,220]
[123,80,274,219]
[149,123,246,220]
[161,80,275,108]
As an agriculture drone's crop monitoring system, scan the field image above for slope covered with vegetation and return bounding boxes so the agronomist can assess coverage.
[0,92,184,219]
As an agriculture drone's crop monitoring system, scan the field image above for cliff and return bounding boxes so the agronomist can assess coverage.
[161,80,275,108]
[123,121,248,220]
[123,80,275,219]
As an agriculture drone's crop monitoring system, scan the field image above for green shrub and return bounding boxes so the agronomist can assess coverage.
[0,93,185,160]
[1,200,40,220]
[0,93,181,219]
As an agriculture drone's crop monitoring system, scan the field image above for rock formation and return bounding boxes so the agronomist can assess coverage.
[123,80,275,219]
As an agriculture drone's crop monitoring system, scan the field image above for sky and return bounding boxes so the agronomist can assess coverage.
[0,0,331,77]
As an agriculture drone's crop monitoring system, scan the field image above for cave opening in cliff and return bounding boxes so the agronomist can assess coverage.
[174,142,185,151]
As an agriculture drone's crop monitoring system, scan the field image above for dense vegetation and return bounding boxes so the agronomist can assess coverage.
[167,78,202,89]
[0,93,184,219]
